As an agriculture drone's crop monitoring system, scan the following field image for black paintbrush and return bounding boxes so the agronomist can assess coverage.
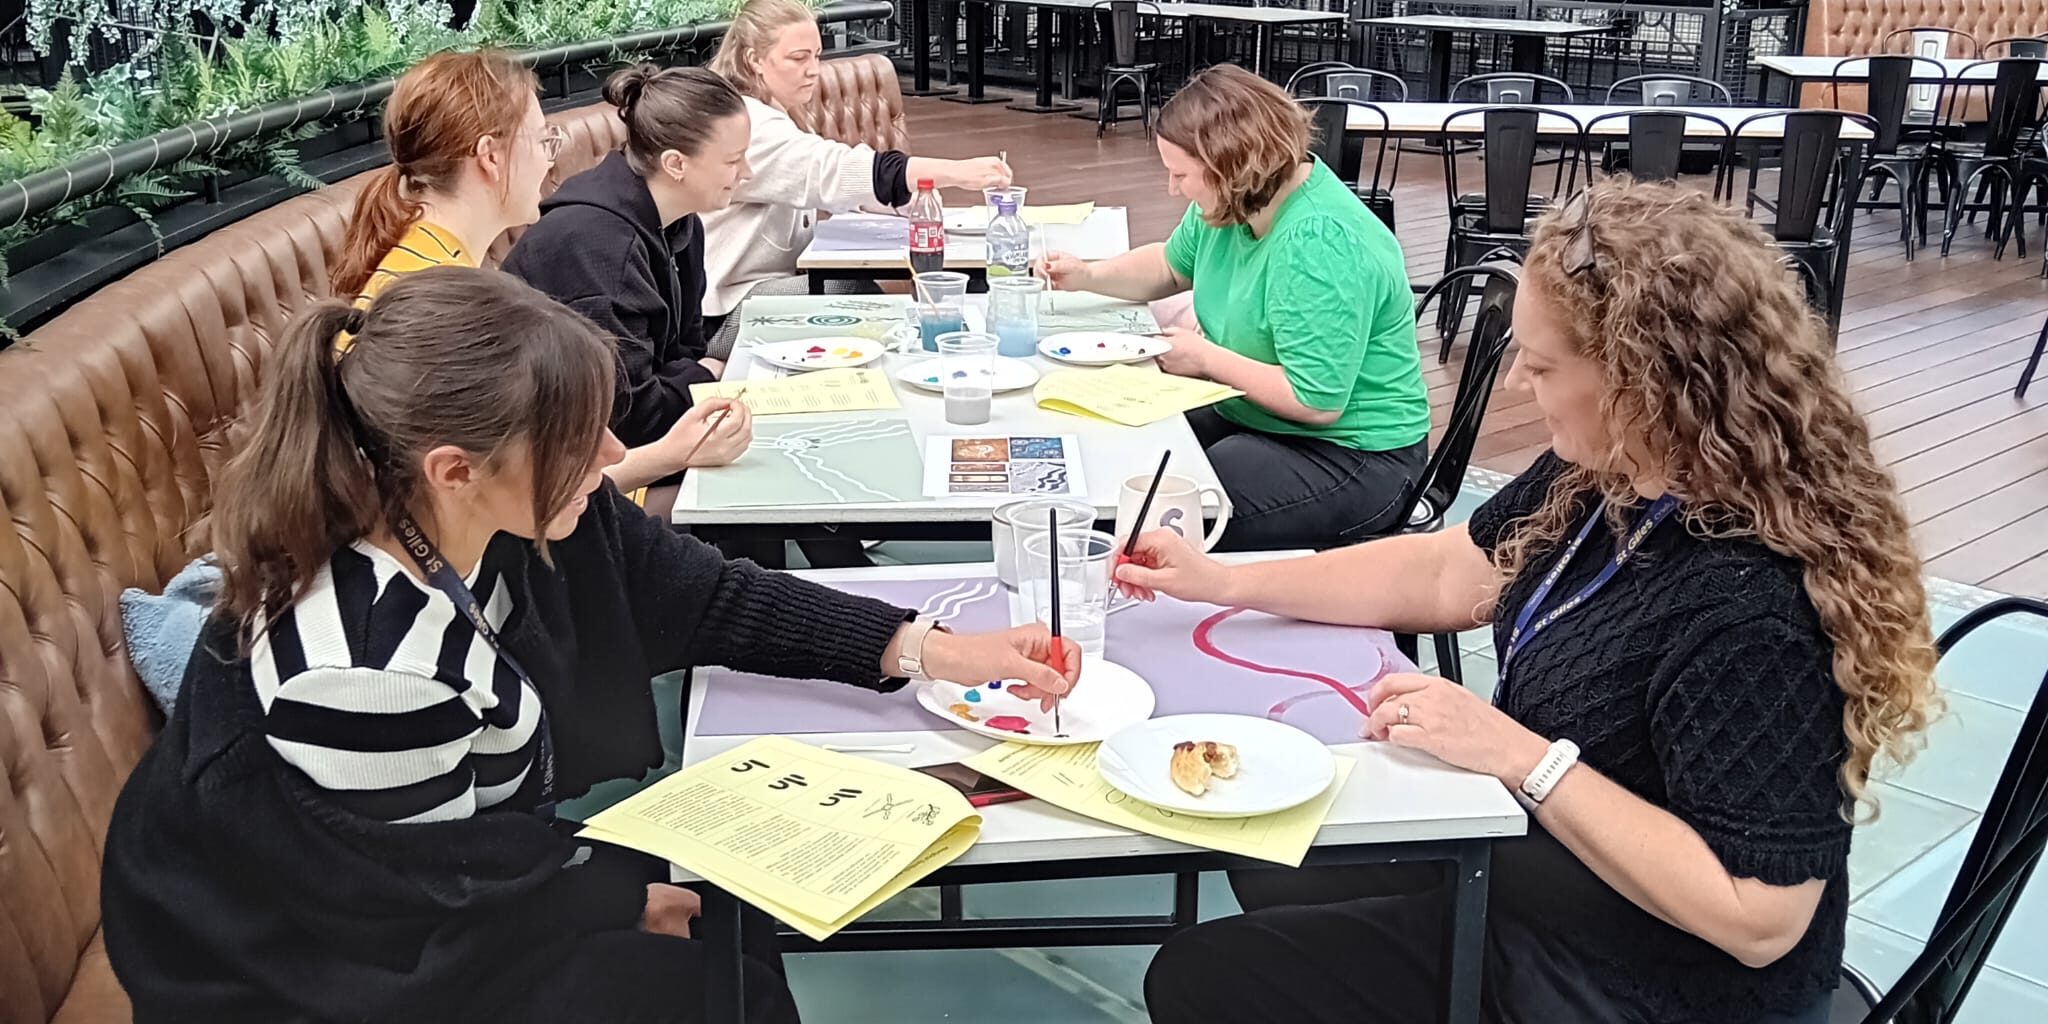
[1048,509,1063,737]
[1124,451,1172,557]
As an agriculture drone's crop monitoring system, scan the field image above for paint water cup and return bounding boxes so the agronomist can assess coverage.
[987,276,1044,358]
[937,331,998,426]
[993,498,1096,592]
[913,271,969,352]
[1020,528,1117,657]
[983,185,1028,215]
[1116,472,1232,552]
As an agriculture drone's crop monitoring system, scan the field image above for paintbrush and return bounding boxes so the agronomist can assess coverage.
[1124,451,1172,558]
[678,385,746,467]
[1048,508,1063,737]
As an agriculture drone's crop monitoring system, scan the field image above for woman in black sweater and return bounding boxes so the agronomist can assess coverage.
[100,268,1078,1024]
[504,64,750,450]
[1119,179,1940,1024]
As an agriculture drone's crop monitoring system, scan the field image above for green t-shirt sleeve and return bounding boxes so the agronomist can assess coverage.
[1265,216,1375,413]
[1163,203,1205,281]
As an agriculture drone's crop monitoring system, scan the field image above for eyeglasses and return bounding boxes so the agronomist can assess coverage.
[537,124,567,164]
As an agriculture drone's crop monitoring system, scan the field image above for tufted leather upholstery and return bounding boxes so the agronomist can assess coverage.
[1800,0,2048,108]
[0,53,902,1024]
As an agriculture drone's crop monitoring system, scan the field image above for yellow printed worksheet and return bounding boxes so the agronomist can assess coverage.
[964,741,1352,867]
[579,736,979,939]
[691,368,901,416]
[1035,364,1243,428]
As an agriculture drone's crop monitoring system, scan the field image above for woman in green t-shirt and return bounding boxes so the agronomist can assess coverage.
[1041,64,1429,552]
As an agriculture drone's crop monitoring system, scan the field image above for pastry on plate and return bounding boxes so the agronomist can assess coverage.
[1169,740,1241,797]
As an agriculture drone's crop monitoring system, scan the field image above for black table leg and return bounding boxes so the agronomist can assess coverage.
[1061,10,1080,98]
[906,0,957,97]
[1508,35,1546,76]
[702,887,745,1024]
[944,0,1010,104]
[1255,24,1274,80]
[1439,840,1491,1024]
[1429,28,1453,101]
[1012,5,1081,113]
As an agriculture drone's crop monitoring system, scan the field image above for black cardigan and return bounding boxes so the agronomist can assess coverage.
[102,487,913,1022]
[503,152,717,449]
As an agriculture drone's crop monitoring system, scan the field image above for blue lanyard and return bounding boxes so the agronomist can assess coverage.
[393,515,558,814]
[1499,494,1678,691]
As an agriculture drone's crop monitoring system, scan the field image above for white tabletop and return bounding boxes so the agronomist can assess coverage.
[798,207,1130,271]
[1358,13,1609,37]
[1159,3,1346,25]
[1754,54,2048,84]
[674,559,1527,878]
[1350,101,1875,140]
[671,298,1225,527]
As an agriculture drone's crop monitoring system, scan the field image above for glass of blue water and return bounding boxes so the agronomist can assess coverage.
[988,277,1044,358]
[913,271,969,352]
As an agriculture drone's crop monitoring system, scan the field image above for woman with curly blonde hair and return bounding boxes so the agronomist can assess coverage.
[1125,177,1938,1024]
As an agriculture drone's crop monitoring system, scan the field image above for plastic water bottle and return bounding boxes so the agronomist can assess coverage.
[986,195,1031,279]
[907,178,946,275]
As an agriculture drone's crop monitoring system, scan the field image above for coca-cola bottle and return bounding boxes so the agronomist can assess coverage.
[907,178,946,275]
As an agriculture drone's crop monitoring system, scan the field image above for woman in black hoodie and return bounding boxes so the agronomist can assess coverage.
[505,65,751,449]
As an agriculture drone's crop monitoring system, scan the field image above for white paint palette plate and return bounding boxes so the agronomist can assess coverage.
[1097,714,1336,818]
[1039,331,1168,366]
[915,655,1155,746]
[753,337,887,372]
[895,356,1042,394]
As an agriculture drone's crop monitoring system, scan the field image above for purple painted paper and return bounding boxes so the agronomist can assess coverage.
[693,577,1416,744]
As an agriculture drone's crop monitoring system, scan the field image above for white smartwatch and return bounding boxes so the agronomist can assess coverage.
[894,617,951,680]
[1517,738,1581,809]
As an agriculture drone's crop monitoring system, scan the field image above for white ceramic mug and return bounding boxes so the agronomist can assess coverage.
[1115,473,1230,552]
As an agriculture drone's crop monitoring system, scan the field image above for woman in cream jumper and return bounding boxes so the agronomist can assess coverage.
[701,0,1012,357]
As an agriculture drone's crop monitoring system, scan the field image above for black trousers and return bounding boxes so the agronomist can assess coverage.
[1187,406,1427,553]
[1145,861,1833,1024]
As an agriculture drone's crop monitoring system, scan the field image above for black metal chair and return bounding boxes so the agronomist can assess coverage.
[1934,58,2047,259]
[1287,61,1409,103]
[1437,106,1587,359]
[1090,0,1161,139]
[1603,73,1732,106]
[1830,55,1950,259]
[1883,25,1981,59]
[1303,97,1399,231]
[1737,109,1875,335]
[2019,312,2048,399]
[1832,596,2048,1024]
[1983,36,2048,59]
[1582,109,1732,198]
[1384,262,1523,685]
[1450,71,1575,106]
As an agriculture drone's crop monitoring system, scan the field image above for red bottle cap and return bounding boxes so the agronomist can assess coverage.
[917,178,936,190]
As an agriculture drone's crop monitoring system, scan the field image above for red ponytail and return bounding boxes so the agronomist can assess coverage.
[331,167,423,297]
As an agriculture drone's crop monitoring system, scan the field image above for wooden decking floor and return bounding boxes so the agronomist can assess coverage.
[901,93,2048,596]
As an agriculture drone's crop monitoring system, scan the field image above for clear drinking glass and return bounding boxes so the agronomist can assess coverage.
[987,277,1044,359]
[993,498,1096,592]
[913,271,970,352]
[1020,528,1116,656]
[937,331,998,426]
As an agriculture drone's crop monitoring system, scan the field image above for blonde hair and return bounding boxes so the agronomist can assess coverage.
[1156,64,1310,227]
[711,0,817,103]
[1501,178,1939,818]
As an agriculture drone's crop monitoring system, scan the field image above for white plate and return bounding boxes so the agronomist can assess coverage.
[752,337,887,372]
[915,655,1155,746]
[896,356,1042,394]
[1039,332,1168,366]
[1097,714,1336,818]
[945,207,991,234]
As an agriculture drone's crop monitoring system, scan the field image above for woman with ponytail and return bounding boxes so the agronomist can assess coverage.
[102,267,1080,1024]
[505,65,753,451]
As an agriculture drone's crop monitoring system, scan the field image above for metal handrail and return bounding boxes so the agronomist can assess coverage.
[0,0,892,229]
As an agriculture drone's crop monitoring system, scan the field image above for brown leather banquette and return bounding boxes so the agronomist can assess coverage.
[0,52,905,1024]
[1798,0,2048,108]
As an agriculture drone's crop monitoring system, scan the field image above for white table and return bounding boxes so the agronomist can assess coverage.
[1348,101,1876,141]
[796,206,1129,291]
[1160,2,1346,79]
[678,559,1525,1024]
[671,293,1224,537]
[1753,54,2048,104]
[1359,14,1612,101]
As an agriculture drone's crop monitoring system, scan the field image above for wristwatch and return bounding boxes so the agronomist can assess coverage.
[1516,738,1581,810]
[894,616,952,680]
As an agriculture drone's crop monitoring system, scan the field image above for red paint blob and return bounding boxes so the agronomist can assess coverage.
[985,715,1031,733]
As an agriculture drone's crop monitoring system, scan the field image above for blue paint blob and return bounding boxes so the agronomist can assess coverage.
[1055,347,1072,356]
[963,689,982,703]
[986,681,1003,689]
